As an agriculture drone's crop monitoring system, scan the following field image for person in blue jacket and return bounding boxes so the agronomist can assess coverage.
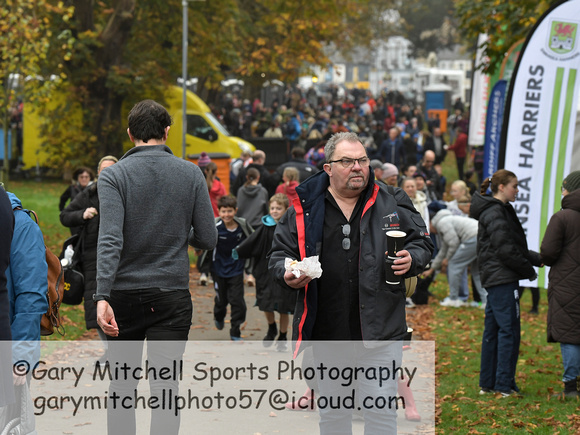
[6,192,48,384]
[3,191,47,434]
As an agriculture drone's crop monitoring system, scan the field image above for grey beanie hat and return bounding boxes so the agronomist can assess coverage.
[562,170,580,193]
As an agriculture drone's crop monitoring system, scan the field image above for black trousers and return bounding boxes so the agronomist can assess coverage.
[106,288,192,435]
[213,274,246,338]
[456,156,465,181]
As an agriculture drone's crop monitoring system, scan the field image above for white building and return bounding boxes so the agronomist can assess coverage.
[301,40,473,106]
[436,45,473,103]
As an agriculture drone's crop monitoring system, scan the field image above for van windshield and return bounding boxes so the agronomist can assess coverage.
[205,112,231,137]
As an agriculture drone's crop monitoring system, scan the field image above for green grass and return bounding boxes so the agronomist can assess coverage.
[430,276,580,434]
[430,152,580,434]
[6,179,89,341]
[433,152,580,433]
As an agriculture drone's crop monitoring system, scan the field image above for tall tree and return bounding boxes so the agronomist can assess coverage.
[68,0,137,161]
[31,0,400,170]
[186,0,398,98]
[454,0,553,74]
[398,0,457,57]
[0,0,73,181]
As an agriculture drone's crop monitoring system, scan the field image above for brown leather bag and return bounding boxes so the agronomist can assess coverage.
[17,208,65,336]
[41,245,65,336]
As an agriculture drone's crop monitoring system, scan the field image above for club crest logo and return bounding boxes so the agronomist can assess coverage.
[549,20,578,55]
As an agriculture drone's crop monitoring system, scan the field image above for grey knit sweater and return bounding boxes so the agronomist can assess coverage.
[96,145,217,297]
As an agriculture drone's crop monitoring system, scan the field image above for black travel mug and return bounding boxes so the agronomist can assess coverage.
[385,230,406,284]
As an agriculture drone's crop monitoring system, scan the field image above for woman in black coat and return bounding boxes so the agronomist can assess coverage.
[59,166,95,236]
[59,157,117,340]
[470,169,543,397]
[59,166,95,211]
[540,171,580,397]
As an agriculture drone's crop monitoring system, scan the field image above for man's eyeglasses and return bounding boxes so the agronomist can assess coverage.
[342,224,351,251]
[327,157,370,169]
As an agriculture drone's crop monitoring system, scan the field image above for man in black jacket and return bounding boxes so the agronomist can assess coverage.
[269,132,433,433]
[423,127,447,164]
[271,146,319,186]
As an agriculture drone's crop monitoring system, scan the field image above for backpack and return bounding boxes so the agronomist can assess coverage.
[15,208,65,336]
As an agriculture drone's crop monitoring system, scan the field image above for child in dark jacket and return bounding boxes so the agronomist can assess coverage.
[234,194,295,351]
[200,195,253,341]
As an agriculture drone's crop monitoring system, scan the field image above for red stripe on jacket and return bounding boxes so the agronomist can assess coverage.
[293,196,307,358]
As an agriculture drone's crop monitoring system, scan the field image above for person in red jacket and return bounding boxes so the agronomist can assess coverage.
[275,166,299,206]
[204,161,226,217]
[447,127,468,180]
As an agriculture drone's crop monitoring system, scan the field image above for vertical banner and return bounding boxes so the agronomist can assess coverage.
[500,0,580,288]
[499,39,525,84]
[483,80,507,180]
[468,34,491,146]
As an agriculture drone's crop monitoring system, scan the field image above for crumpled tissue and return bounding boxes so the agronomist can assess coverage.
[284,256,323,279]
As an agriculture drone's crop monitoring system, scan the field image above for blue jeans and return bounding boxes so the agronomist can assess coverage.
[561,343,580,382]
[447,237,487,304]
[479,282,520,393]
[446,270,469,300]
[312,342,402,435]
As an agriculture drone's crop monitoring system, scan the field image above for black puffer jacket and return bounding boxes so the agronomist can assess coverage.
[540,189,580,344]
[60,183,99,329]
[470,192,542,288]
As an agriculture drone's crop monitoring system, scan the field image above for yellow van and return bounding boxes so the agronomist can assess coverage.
[21,85,254,170]
[164,85,254,159]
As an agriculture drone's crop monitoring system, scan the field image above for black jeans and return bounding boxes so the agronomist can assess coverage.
[213,274,246,338]
[456,156,465,181]
[106,288,192,435]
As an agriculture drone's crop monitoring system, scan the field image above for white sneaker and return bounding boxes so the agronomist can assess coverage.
[469,301,481,308]
[405,298,415,308]
[440,297,466,307]
[199,273,208,286]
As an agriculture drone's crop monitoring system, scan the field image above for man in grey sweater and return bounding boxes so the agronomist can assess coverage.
[95,99,217,434]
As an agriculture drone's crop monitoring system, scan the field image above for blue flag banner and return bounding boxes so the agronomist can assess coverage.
[483,80,507,180]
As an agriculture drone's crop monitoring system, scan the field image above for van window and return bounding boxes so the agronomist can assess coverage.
[206,112,231,137]
[186,114,216,141]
